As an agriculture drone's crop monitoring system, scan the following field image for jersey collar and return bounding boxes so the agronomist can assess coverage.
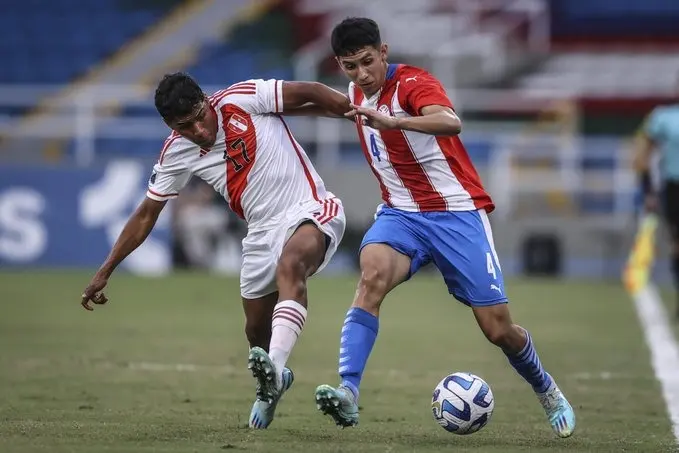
[364,64,400,102]
[386,63,399,80]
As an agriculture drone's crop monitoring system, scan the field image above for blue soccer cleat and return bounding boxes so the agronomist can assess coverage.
[537,382,576,438]
[314,384,359,427]
[248,347,294,429]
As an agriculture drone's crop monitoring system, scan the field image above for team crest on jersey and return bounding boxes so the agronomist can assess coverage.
[227,113,249,133]
[378,104,391,116]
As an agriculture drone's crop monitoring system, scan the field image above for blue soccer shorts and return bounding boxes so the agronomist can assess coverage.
[360,205,507,307]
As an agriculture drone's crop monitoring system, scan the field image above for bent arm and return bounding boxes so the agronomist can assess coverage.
[633,132,656,195]
[396,105,462,136]
[96,197,166,278]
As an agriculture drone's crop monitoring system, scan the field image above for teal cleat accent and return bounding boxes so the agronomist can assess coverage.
[314,384,359,428]
[537,383,576,438]
[248,347,294,429]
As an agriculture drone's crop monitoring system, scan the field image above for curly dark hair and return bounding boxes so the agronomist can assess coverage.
[154,72,205,122]
[331,17,381,57]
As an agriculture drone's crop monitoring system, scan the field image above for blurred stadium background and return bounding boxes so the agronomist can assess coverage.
[1,0,678,278]
[1,1,679,452]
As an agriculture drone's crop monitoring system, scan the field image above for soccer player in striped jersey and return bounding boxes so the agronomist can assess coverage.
[311,17,576,438]
[80,72,349,429]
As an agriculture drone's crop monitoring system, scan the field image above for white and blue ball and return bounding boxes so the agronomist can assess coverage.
[431,372,494,435]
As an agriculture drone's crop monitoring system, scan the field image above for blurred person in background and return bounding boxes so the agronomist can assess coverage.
[634,78,679,319]
[173,179,247,273]
[80,72,350,429]
[173,179,231,269]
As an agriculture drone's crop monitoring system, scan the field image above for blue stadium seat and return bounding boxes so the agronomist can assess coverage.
[1,0,168,126]
[0,1,165,85]
[578,193,616,214]
[60,7,296,159]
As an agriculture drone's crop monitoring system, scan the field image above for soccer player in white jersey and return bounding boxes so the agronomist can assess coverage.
[80,72,349,429]
[309,18,576,438]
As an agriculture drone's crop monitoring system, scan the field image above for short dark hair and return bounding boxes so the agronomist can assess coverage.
[331,17,381,57]
[154,72,205,122]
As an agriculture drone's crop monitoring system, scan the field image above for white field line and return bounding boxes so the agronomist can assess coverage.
[632,284,679,443]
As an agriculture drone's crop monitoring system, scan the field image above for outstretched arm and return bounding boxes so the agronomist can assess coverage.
[281,81,351,118]
[80,197,166,310]
[282,103,346,118]
[395,105,461,135]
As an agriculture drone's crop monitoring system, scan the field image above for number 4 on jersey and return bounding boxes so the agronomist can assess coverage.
[369,133,381,162]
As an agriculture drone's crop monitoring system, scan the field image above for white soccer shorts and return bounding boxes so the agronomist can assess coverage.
[240,197,346,299]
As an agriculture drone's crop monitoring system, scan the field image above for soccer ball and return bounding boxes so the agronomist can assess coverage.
[431,372,494,435]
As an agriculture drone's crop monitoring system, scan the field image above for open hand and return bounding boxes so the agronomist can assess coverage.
[345,104,399,130]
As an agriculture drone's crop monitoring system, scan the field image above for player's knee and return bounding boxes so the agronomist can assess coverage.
[276,251,308,300]
[356,244,409,311]
[357,264,390,303]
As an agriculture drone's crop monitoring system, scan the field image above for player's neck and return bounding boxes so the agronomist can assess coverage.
[362,86,382,98]
[363,79,387,98]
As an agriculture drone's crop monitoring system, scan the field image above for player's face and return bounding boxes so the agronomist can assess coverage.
[168,100,218,148]
[336,44,388,97]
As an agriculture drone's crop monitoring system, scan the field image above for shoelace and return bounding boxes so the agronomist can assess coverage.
[538,389,561,413]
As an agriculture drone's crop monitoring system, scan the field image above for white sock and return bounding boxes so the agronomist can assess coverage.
[269,300,307,379]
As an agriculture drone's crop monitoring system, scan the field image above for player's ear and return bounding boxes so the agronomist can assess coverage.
[380,43,388,62]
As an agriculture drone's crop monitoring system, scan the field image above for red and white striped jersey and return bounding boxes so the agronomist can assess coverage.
[349,64,494,213]
[147,79,332,231]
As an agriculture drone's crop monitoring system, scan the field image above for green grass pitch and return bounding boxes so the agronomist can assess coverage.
[0,271,677,452]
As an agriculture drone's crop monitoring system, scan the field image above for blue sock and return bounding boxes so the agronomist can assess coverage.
[506,329,553,394]
[338,307,379,400]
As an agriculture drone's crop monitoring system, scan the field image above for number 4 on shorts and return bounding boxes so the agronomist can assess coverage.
[486,252,497,280]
